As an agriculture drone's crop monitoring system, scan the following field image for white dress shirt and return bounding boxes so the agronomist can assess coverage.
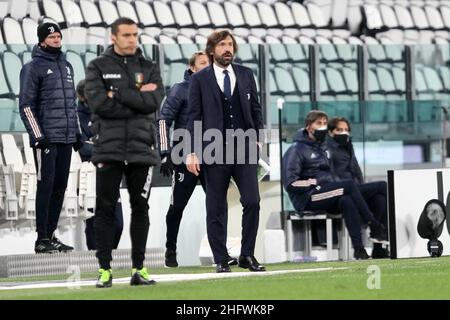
[213,63,236,96]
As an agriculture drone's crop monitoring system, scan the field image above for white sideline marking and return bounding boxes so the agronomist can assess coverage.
[0,267,348,291]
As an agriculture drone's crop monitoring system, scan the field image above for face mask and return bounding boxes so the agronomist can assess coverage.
[334,133,351,147]
[312,127,327,142]
[40,44,62,54]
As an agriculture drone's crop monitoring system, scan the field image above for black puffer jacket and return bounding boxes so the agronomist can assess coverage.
[19,45,79,146]
[282,129,335,211]
[326,137,364,184]
[85,46,164,165]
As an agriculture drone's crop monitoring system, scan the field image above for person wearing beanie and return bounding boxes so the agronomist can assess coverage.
[18,22,83,254]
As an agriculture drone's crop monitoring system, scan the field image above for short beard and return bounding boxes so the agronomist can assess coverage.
[214,53,233,67]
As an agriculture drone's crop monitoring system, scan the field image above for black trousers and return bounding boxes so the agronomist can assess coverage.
[359,181,388,226]
[305,180,379,248]
[85,199,123,250]
[95,162,153,270]
[166,164,205,251]
[33,144,72,240]
[165,164,230,252]
[203,164,260,264]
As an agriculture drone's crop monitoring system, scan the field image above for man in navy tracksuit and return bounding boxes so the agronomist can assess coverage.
[327,116,389,258]
[158,51,237,268]
[76,80,123,251]
[19,22,83,254]
[282,110,388,259]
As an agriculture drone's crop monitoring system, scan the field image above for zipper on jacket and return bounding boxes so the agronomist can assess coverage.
[57,60,69,143]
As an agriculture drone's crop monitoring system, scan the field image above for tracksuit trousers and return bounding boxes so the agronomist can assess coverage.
[305,180,380,248]
[33,144,72,241]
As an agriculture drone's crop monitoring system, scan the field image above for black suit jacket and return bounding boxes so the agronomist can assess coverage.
[187,63,263,154]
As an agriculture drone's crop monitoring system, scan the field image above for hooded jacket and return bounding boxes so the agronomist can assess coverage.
[19,45,79,146]
[84,45,164,165]
[282,129,335,211]
[157,69,191,157]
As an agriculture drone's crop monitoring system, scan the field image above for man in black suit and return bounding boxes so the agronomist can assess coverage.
[186,30,265,273]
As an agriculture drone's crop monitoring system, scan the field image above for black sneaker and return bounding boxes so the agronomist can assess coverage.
[130,268,156,286]
[227,256,238,266]
[369,223,389,244]
[35,239,59,254]
[50,235,74,252]
[354,247,370,260]
[165,249,178,268]
[372,245,390,259]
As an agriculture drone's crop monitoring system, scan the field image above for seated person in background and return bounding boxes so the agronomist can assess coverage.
[76,79,123,250]
[282,110,388,260]
[327,117,389,259]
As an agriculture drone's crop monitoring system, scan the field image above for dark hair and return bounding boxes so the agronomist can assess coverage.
[76,79,86,100]
[304,110,328,127]
[205,30,238,64]
[189,51,207,67]
[111,17,137,35]
[328,117,351,132]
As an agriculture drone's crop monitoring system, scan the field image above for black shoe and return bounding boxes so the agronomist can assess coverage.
[165,249,178,268]
[354,247,370,260]
[216,261,231,273]
[35,239,59,254]
[372,246,390,259]
[130,268,157,286]
[369,223,389,244]
[50,235,74,252]
[227,256,238,266]
[238,256,266,272]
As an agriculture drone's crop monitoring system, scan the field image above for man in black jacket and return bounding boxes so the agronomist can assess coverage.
[282,111,388,260]
[85,18,164,288]
[19,22,82,254]
[327,117,389,258]
[76,80,123,251]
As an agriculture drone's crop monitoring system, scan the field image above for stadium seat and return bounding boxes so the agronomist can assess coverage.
[60,0,86,27]
[19,133,36,220]
[1,16,27,54]
[97,0,120,26]
[2,51,22,96]
[115,0,139,25]
[62,150,81,218]
[206,1,230,29]
[38,0,66,28]
[20,17,38,46]
[78,161,96,218]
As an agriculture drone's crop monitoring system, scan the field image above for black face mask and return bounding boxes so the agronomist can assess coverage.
[40,44,62,55]
[334,134,351,147]
[313,128,327,143]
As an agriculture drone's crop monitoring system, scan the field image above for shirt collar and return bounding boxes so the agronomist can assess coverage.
[213,63,233,76]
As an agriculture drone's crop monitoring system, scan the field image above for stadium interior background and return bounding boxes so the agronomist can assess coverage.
[0,0,449,266]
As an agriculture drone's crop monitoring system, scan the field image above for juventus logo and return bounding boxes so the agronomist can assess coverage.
[48,26,55,33]
[178,172,184,182]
